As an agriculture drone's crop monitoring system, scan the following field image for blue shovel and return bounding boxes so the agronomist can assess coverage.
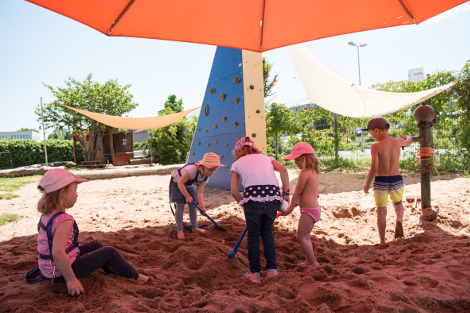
[228,226,247,258]
[191,201,227,231]
[228,211,284,258]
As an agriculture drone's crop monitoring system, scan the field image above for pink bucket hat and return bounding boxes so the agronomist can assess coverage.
[284,142,315,161]
[234,136,256,150]
[39,168,88,194]
[197,152,224,168]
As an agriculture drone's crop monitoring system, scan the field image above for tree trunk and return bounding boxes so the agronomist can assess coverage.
[275,131,279,161]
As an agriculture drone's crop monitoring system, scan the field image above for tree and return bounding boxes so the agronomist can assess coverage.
[149,95,196,165]
[36,74,138,161]
[452,63,470,171]
[48,129,73,140]
[17,128,39,133]
[263,57,279,100]
[265,102,292,160]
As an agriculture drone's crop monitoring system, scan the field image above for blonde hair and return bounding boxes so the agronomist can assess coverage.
[233,138,263,162]
[37,184,72,215]
[299,153,321,173]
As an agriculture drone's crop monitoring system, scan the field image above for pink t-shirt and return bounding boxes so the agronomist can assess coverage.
[37,209,79,278]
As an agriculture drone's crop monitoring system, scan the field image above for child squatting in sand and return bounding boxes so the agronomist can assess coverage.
[33,168,148,296]
[283,142,321,266]
[362,118,413,244]
[169,152,223,239]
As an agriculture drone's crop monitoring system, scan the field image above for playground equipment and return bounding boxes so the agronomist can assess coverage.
[0,152,13,169]
[187,47,266,190]
[411,103,440,209]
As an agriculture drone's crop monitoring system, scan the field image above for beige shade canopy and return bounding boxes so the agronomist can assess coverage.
[60,104,199,130]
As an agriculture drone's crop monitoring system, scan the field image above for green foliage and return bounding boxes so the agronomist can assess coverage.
[0,139,81,169]
[146,95,197,165]
[17,128,39,133]
[452,63,470,171]
[0,193,20,200]
[0,213,21,226]
[38,73,138,161]
[263,57,279,99]
[48,129,73,140]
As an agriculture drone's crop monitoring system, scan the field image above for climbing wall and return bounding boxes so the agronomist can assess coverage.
[187,47,266,190]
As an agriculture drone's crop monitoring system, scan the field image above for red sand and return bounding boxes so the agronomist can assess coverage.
[1,171,470,312]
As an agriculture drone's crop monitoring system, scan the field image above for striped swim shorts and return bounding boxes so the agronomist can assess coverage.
[373,175,405,207]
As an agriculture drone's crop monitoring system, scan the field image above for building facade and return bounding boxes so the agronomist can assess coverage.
[0,131,42,141]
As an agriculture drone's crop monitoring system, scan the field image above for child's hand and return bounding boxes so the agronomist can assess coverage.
[67,277,84,297]
[185,195,193,204]
[199,206,206,213]
[364,184,370,194]
[283,195,290,204]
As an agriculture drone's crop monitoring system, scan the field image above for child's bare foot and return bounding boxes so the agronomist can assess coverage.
[177,230,185,239]
[394,221,404,238]
[192,227,206,234]
[299,261,320,266]
[137,274,149,282]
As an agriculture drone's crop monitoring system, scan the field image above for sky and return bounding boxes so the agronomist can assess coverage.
[1,0,469,139]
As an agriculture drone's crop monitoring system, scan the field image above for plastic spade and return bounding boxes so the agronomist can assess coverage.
[191,201,227,231]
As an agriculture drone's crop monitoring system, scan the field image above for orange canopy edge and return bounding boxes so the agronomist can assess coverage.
[26,0,469,52]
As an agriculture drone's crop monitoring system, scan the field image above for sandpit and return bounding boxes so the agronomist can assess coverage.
[0,170,469,312]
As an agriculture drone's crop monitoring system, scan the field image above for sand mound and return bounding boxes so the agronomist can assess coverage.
[1,171,470,312]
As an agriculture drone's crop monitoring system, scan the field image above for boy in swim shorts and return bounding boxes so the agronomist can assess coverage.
[363,118,413,244]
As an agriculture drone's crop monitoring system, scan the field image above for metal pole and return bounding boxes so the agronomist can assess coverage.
[357,46,361,86]
[149,130,153,165]
[40,97,48,166]
[334,113,338,161]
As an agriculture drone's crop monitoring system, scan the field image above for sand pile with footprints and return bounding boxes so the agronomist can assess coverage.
[1,170,469,312]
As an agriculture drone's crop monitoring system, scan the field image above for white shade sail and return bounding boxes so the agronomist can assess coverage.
[288,44,456,118]
[59,104,199,130]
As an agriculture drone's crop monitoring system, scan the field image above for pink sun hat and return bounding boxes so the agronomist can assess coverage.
[39,168,88,194]
[284,142,315,161]
[197,152,225,168]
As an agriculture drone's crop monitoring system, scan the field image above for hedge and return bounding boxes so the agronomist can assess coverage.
[0,139,83,169]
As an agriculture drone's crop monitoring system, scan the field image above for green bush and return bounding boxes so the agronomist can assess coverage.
[0,139,82,169]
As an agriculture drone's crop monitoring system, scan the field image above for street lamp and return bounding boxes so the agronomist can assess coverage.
[348,42,367,148]
[348,41,367,86]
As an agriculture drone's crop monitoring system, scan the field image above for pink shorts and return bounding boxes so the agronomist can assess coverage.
[300,207,321,223]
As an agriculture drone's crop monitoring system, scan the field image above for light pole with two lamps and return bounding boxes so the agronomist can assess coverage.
[348,41,367,146]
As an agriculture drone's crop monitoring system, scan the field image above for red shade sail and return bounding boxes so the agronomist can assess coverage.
[27,0,468,52]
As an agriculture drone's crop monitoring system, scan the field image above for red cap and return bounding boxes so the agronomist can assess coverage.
[39,168,88,194]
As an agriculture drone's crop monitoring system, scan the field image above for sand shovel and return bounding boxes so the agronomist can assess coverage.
[228,211,284,259]
[191,201,227,231]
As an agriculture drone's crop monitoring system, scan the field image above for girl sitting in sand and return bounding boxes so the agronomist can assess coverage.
[230,137,290,283]
[31,168,148,296]
[170,152,223,239]
[283,142,321,266]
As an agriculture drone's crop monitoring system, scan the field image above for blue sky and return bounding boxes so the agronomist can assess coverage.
[1,0,469,139]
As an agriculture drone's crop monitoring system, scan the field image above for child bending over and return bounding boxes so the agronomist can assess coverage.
[230,137,290,283]
[169,152,223,239]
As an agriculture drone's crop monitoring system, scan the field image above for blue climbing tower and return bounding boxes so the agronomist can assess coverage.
[187,47,266,190]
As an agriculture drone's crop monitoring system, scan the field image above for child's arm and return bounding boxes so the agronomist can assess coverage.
[272,160,290,202]
[284,171,308,216]
[195,182,206,213]
[52,220,84,296]
[364,145,378,194]
[231,172,243,203]
[400,135,413,146]
[177,171,193,204]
